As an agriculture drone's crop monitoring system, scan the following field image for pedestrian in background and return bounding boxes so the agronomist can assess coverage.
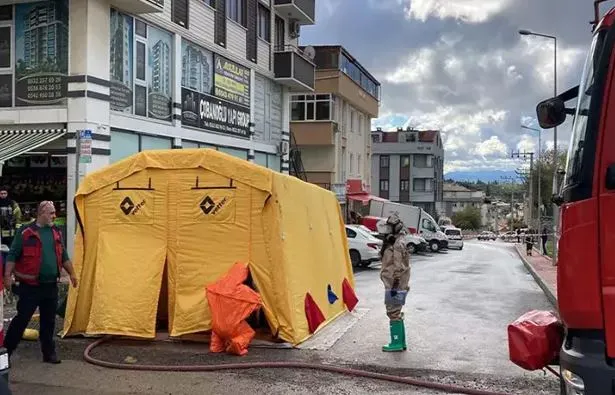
[3,201,78,363]
[541,227,549,255]
[525,229,535,256]
[377,214,410,352]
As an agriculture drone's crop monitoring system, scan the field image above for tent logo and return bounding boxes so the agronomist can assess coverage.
[200,195,228,215]
[120,197,135,215]
[120,196,146,215]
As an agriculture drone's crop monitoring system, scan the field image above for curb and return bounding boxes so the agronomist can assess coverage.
[514,244,557,308]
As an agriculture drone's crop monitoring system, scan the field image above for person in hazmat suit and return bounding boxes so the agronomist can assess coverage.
[377,214,410,352]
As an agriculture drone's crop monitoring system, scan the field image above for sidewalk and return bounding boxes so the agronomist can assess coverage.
[514,243,557,307]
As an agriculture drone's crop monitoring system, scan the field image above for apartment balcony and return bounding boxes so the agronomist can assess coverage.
[110,0,164,14]
[274,0,315,25]
[274,46,315,92]
[290,121,337,146]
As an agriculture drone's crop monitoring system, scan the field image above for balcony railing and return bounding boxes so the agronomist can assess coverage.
[274,45,315,92]
[110,0,164,14]
[274,0,315,25]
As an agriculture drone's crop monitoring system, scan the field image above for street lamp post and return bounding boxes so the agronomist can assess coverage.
[519,29,558,261]
[521,124,542,249]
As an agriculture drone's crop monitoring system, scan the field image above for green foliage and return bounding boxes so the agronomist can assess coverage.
[452,206,482,230]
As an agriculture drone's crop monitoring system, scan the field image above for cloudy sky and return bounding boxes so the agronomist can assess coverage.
[299,0,596,173]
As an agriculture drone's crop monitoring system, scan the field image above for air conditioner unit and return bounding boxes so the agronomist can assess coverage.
[278,140,290,155]
[289,20,301,39]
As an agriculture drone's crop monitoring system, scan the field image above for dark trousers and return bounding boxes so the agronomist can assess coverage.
[542,238,548,254]
[4,282,58,358]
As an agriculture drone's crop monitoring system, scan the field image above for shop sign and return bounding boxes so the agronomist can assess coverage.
[213,55,250,107]
[181,88,250,138]
[78,129,92,164]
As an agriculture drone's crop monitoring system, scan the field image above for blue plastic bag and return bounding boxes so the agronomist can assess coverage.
[384,289,408,306]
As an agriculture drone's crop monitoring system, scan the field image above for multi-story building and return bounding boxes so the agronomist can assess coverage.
[289,45,380,205]
[370,128,444,216]
[442,182,487,223]
[0,0,316,253]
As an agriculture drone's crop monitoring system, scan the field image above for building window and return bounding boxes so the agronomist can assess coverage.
[257,4,270,42]
[255,152,268,167]
[141,135,172,150]
[357,154,361,174]
[274,15,284,49]
[380,180,389,191]
[219,146,248,160]
[349,153,354,174]
[206,0,216,8]
[400,156,410,167]
[380,155,389,167]
[110,131,139,163]
[226,0,247,27]
[172,0,189,28]
[340,53,379,99]
[290,94,334,121]
[413,178,433,192]
[400,180,409,191]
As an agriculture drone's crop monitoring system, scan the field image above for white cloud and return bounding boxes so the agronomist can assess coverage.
[405,0,512,23]
[384,48,435,84]
[516,134,536,153]
[473,136,508,157]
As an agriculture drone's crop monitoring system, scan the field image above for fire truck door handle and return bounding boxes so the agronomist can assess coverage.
[606,164,615,190]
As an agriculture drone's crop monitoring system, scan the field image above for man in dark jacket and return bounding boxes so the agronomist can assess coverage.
[3,201,78,363]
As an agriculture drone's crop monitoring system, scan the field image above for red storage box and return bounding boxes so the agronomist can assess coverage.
[508,310,564,371]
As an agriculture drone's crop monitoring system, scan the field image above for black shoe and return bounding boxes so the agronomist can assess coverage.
[43,355,61,364]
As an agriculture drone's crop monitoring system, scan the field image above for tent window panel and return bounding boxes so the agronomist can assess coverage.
[179,187,237,224]
[110,131,139,163]
[102,189,156,225]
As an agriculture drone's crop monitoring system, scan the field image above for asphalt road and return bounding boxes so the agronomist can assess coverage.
[6,240,559,394]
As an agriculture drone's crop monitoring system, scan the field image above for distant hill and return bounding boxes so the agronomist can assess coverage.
[444,170,519,183]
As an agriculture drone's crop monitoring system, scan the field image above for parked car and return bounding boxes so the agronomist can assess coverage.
[345,225,383,267]
[478,231,497,241]
[499,231,517,242]
[443,227,464,250]
[403,233,428,254]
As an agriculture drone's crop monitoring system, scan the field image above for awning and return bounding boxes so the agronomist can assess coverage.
[347,194,388,204]
[0,128,67,163]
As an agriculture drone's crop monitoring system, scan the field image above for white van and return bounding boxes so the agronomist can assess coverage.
[443,226,464,250]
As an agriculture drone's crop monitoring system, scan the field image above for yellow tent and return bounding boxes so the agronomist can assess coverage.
[62,149,356,345]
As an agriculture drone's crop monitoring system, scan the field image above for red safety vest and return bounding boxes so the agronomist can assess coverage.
[14,224,64,285]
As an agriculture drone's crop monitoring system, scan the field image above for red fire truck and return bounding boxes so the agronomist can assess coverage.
[509,1,615,394]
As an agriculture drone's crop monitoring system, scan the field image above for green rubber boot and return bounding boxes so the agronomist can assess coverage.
[401,320,407,351]
[382,319,405,352]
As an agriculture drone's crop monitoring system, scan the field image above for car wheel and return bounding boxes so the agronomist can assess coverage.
[406,243,416,254]
[350,250,361,267]
[429,240,439,252]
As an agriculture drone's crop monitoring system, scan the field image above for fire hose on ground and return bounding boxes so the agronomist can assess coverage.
[83,336,514,395]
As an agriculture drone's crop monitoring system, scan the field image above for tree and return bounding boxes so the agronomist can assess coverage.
[452,206,482,230]
[520,149,567,218]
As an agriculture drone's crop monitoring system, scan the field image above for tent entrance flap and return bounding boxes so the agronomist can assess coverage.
[0,128,67,163]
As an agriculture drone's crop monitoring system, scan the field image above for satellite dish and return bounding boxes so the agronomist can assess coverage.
[304,45,316,60]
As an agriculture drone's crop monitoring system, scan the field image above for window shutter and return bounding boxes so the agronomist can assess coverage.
[246,0,257,63]
[172,0,189,28]
[215,0,227,48]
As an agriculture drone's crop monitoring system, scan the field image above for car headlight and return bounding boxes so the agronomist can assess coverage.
[562,369,584,395]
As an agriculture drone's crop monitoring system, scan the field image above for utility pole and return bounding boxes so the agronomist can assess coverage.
[501,175,519,231]
[512,151,535,229]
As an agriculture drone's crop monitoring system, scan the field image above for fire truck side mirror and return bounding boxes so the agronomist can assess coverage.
[536,97,567,129]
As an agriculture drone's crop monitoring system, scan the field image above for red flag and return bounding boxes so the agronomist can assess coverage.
[342,278,359,312]
[304,293,326,333]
